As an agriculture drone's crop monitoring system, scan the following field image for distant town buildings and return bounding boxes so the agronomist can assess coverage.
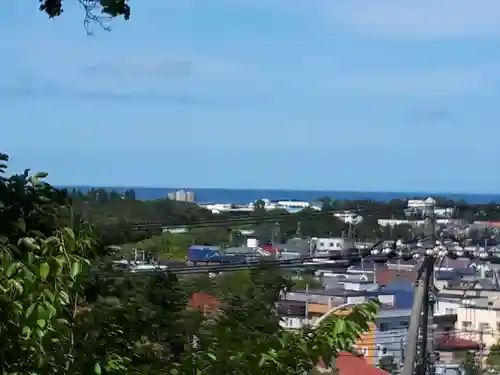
[168,189,196,203]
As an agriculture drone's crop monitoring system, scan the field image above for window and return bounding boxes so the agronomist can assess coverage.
[379,323,389,332]
[445,308,455,315]
[319,242,324,247]
[329,242,334,248]
[479,322,491,332]
[462,321,472,329]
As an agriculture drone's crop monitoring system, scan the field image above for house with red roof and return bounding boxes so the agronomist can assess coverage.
[318,352,390,375]
[188,292,221,311]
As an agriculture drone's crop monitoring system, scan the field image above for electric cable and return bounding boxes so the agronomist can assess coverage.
[111,247,500,276]
[122,229,500,276]
[129,203,500,230]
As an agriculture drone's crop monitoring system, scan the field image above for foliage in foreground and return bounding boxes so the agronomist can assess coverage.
[0,152,379,374]
[39,0,130,31]
[487,342,500,372]
[378,356,399,375]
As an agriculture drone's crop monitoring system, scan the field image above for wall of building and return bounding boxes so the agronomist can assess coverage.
[435,300,460,316]
[373,315,410,366]
[354,324,377,365]
[456,306,498,347]
[435,297,500,348]
[280,316,308,330]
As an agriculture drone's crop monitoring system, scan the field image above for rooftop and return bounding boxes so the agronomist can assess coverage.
[188,292,221,310]
[288,289,391,298]
[319,353,390,375]
[434,333,481,351]
[375,267,418,287]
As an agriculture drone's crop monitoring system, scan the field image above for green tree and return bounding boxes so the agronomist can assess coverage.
[39,0,130,30]
[70,265,193,374]
[378,355,399,375]
[487,342,500,372]
[0,153,93,374]
[461,351,481,375]
[292,274,323,290]
[253,199,267,214]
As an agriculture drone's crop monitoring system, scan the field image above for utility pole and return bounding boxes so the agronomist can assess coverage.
[418,258,433,375]
[296,221,302,238]
[275,222,281,245]
[402,265,427,375]
[402,197,437,375]
[420,198,437,375]
[479,329,485,372]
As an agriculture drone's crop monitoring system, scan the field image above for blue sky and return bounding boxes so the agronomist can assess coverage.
[2,0,500,193]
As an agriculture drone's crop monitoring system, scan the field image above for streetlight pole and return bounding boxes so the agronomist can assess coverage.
[312,301,367,328]
[420,198,437,375]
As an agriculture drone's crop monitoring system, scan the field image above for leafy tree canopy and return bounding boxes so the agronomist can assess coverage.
[487,342,500,371]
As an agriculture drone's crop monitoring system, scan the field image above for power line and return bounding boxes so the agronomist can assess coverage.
[114,239,436,275]
[129,202,500,230]
[130,208,370,230]
[117,239,500,276]
[112,248,500,276]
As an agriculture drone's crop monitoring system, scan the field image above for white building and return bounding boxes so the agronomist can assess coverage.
[334,211,364,224]
[249,199,321,213]
[168,189,196,202]
[314,237,355,252]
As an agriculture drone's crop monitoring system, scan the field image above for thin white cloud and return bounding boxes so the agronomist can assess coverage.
[81,55,240,78]
[327,65,500,96]
[83,59,194,77]
[330,0,500,38]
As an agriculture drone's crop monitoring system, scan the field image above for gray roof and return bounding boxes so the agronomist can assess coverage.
[222,246,260,255]
[447,278,496,289]
[275,238,310,255]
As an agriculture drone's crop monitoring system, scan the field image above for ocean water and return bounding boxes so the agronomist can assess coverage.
[64,186,500,204]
